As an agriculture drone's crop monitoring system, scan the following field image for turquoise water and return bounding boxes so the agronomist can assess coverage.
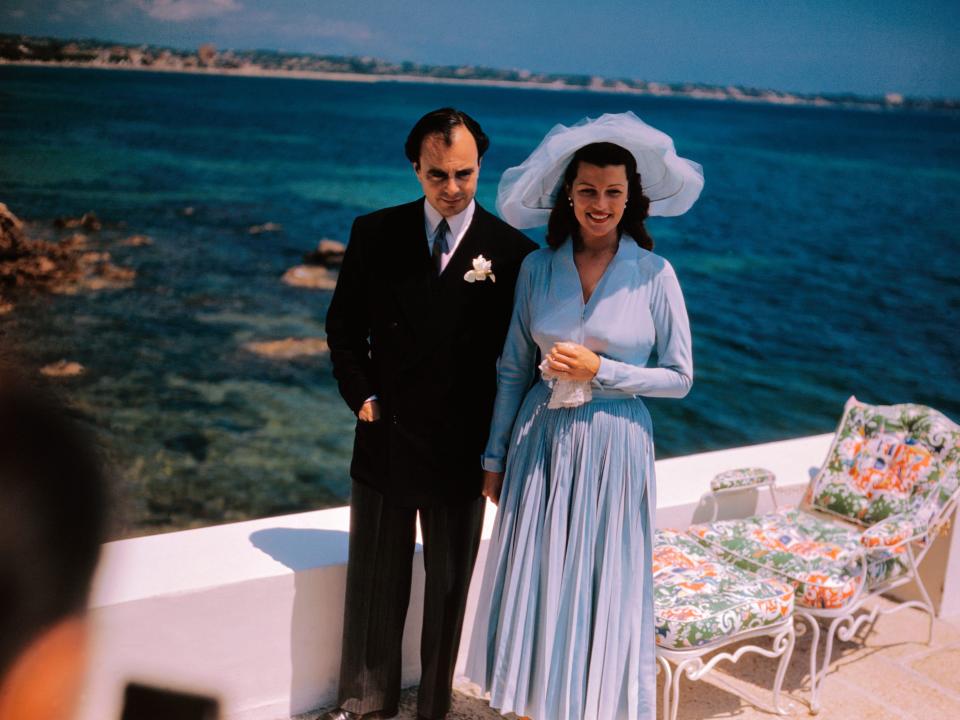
[1,66,958,537]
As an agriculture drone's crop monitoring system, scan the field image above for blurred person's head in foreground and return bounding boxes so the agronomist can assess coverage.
[0,364,108,720]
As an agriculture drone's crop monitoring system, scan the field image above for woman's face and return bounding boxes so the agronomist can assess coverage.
[568,162,628,245]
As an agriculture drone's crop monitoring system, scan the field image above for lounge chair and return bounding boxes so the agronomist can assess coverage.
[654,528,796,720]
[688,397,960,713]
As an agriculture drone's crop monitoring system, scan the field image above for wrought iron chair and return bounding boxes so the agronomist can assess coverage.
[688,397,960,713]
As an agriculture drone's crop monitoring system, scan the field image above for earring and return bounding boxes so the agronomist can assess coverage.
[567,197,573,207]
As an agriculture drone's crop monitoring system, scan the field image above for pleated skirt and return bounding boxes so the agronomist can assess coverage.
[465,381,656,720]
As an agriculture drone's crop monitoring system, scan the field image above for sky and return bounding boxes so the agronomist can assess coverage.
[2,0,958,98]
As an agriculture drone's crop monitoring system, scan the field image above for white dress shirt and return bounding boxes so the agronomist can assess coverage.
[424,198,476,273]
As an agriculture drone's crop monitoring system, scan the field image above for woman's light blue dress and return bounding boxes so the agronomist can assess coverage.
[465,236,693,720]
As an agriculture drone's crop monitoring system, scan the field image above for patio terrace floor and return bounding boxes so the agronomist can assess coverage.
[301,599,960,720]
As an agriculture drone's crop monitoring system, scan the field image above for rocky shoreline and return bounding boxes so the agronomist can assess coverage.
[1,202,346,370]
[0,203,138,305]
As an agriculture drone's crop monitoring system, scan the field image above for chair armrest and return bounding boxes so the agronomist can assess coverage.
[861,517,915,548]
[710,467,776,493]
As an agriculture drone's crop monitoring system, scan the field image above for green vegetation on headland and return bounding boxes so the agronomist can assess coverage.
[2,33,956,112]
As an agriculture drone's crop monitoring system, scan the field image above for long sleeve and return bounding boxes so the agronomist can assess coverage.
[592,262,693,398]
[481,257,538,472]
[325,218,377,414]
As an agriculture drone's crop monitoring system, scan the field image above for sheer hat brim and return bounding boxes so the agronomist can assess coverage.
[496,111,704,228]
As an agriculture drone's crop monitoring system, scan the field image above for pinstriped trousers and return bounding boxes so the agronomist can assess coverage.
[336,480,485,719]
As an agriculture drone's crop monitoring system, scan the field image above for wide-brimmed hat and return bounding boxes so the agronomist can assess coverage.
[496,111,704,228]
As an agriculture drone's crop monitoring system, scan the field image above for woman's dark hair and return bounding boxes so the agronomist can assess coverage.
[545,142,653,251]
[404,107,490,165]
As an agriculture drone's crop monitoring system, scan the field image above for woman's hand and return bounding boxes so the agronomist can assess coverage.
[482,470,504,505]
[545,342,600,382]
[358,399,381,422]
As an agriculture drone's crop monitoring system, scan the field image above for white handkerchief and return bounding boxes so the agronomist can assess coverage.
[539,358,592,409]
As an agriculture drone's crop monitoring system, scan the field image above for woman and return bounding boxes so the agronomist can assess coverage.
[465,112,703,720]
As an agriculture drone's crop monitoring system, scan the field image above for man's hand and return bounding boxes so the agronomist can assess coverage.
[358,399,381,422]
[545,341,600,382]
[481,470,504,506]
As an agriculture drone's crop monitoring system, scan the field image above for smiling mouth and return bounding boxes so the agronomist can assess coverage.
[586,212,612,222]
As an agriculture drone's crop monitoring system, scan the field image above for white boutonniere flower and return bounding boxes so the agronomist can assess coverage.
[464,254,496,283]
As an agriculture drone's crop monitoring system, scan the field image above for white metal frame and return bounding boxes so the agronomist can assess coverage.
[698,480,958,714]
[656,617,796,720]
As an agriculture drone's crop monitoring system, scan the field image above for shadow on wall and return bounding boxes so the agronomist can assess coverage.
[249,524,429,715]
[250,528,351,714]
[251,527,351,571]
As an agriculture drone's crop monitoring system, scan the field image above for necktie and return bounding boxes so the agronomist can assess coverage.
[431,218,449,274]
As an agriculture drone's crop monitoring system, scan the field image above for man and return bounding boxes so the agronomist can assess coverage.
[0,365,108,720]
[322,108,536,720]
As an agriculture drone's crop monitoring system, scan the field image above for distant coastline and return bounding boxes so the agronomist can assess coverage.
[2,33,957,113]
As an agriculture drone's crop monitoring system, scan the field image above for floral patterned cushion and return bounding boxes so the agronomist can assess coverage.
[689,508,910,610]
[711,467,776,493]
[813,433,939,524]
[860,516,915,548]
[654,529,794,649]
[805,397,959,530]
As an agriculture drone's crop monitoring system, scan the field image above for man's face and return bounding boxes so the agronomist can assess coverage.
[413,126,480,217]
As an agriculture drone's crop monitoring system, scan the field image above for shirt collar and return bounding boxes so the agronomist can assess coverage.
[424,198,476,239]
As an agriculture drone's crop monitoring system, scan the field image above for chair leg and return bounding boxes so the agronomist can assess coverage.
[771,623,796,715]
[657,655,673,720]
[907,547,937,645]
[670,658,697,720]
[818,615,848,701]
[805,613,856,715]
[797,612,823,714]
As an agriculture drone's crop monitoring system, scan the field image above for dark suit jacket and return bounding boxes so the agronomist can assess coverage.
[326,199,537,507]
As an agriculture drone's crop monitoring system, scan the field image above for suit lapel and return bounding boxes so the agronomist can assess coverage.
[434,205,498,334]
[439,205,488,288]
[389,200,434,346]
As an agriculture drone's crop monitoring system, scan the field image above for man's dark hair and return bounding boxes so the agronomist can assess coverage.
[0,364,108,677]
[404,107,490,165]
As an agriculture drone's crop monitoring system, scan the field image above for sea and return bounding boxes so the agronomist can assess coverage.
[1,65,958,538]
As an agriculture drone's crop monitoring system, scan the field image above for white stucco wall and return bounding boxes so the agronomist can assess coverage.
[76,432,960,720]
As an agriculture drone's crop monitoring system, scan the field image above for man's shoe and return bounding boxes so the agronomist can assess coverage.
[316,707,398,720]
[317,710,360,720]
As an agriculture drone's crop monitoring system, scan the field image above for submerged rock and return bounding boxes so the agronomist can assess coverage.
[40,360,85,378]
[19,255,58,278]
[61,232,89,250]
[51,251,137,294]
[243,337,329,360]
[54,211,102,231]
[0,301,13,315]
[69,264,137,293]
[249,222,283,234]
[122,234,153,247]
[303,238,345,268]
[281,265,338,290]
